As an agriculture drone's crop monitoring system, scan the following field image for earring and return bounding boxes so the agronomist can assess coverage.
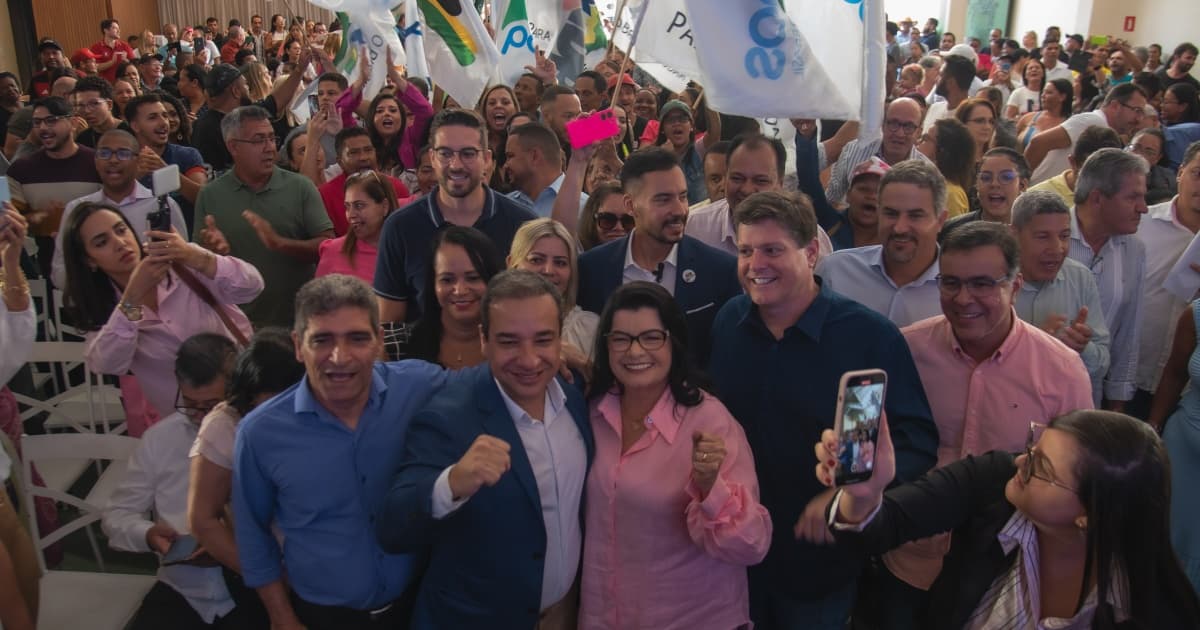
[1075,517,1087,530]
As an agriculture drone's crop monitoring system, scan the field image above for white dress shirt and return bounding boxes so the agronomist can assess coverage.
[623,230,679,296]
[432,379,586,610]
[102,413,235,623]
[815,244,942,328]
[1135,198,1196,392]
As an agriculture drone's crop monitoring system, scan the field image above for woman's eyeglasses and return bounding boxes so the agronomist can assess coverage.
[1019,421,1078,493]
[595,212,635,231]
[605,329,669,352]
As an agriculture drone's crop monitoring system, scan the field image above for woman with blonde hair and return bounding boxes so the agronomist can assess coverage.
[240,62,273,102]
[507,218,600,358]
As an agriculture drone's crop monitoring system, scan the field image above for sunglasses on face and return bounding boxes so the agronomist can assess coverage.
[595,212,635,231]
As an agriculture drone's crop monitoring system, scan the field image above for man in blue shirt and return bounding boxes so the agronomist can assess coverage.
[126,93,207,228]
[504,122,588,218]
[232,275,450,629]
[709,190,938,629]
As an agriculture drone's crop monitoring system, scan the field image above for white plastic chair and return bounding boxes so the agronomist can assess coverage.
[18,433,155,630]
[15,342,127,437]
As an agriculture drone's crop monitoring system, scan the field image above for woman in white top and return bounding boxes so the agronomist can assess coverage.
[507,218,600,360]
[1005,58,1045,119]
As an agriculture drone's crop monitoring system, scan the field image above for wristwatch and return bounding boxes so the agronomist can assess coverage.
[118,301,144,322]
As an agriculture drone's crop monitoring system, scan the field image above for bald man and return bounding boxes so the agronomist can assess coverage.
[825,98,931,205]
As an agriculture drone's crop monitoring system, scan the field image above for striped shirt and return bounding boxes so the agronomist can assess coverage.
[1067,208,1145,402]
[823,138,931,206]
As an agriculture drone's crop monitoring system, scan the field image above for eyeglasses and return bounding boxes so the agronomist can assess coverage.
[432,146,482,164]
[606,329,669,352]
[76,99,110,111]
[978,170,1019,185]
[595,212,635,231]
[967,117,996,127]
[883,119,919,134]
[1127,143,1161,158]
[96,147,135,161]
[1020,422,1078,493]
[1116,101,1145,119]
[174,390,218,419]
[31,114,68,128]
[935,274,1012,297]
[231,134,277,147]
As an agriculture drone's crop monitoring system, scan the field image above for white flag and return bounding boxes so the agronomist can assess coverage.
[415,0,502,107]
[307,0,406,102]
[611,0,701,92]
[492,0,562,86]
[403,0,430,84]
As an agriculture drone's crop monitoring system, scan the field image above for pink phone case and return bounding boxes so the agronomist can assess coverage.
[566,109,620,150]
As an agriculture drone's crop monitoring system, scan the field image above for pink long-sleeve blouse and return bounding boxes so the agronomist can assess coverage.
[580,387,771,630]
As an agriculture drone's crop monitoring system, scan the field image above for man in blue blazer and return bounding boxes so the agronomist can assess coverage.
[376,271,594,630]
[577,148,741,366]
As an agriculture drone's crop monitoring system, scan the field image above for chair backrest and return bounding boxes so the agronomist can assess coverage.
[19,433,140,572]
[15,342,126,435]
[27,277,56,341]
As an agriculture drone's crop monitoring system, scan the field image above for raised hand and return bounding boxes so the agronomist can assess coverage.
[199,215,230,255]
[812,412,896,526]
[524,47,558,85]
[447,435,512,501]
[0,204,28,266]
[121,256,170,306]
[1056,306,1093,352]
[242,210,281,251]
[691,431,727,498]
[136,147,168,179]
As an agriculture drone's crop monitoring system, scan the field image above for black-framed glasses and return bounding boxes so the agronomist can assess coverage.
[978,170,1019,185]
[935,274,1012,298]
[175,389,219,419]
[231,134,277,147]
[606,329,669,352]
[595,212,635,231]
[31,114,68,128]
[883,119,919,134]
[1020,421,1078,493]
[432,146,482,164]
[96,147,136,161]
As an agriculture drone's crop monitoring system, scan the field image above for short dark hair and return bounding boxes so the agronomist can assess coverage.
[73,75,113,100]
[576,70,606,94]
[619,147,681,193]
[942,55,976,92]
[227,328,304,416]
[481,270,563,338]
[175,333,237,389]
[0,71,17,86]
[1182,140,1200,171]
[940,221,1019,277]
[33,96,73,117]
[428,108,488,150]
[732,190,817,248]
[707,140,732,158]
[541,84,577,106]
[1133,71,1163,101]
[509,122,563,168]
[981,146,1031,180]
[228,18,241,28]
[101,19,118,32]
[1071,126,1123,167]
[1102,83,1146,107]
[234,49,256,67]
[334,126,371,157]
[317,71,349,91]
[124,92,164,122]
[1172,42,1199,61]
[727,133,788,181]
[181,64,207,89]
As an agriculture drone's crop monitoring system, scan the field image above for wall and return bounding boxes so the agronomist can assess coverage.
[110,0,162,45]
[1009,0,1092,43]
[33,0,110,59]
[0,0,17,78]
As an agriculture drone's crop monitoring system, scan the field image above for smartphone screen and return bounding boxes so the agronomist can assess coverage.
[161,534,198,565]
[0,176,10,206]
[834,370,887,486]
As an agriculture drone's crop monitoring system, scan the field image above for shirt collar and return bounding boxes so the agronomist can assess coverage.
[738,277,832,342]
[103,181,154,206]
[1147,197,1188,230]
[494,376,567,425]
[428,186,496,227]
[714,199,736,245]
[596,386,685,444]
[867,245,941,288]
[623,230,679,273]
[293,363,388,425]
[232,166,284,192]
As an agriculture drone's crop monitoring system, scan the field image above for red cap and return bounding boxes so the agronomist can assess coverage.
[606,73,639,90]
[850,157,890,182]
[71,48,99,65]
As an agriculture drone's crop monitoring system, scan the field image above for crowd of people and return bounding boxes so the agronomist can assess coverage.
[0,9,1199,630]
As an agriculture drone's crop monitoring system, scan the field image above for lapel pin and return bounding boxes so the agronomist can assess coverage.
[682,269,696,283]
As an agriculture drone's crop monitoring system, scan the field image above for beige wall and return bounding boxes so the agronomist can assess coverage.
[0,1,17,79]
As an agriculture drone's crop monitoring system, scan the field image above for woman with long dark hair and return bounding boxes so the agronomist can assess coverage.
[387,226,503,366]
[476,85,518,191]
[815,409,1200,629]
[363,64,434,175]
[918,118,977,216]
[1016,78,1073,149]
[579,281,769,629]
[1162,83,1200,125]
[577,182,633,251]
[61,202,262,421]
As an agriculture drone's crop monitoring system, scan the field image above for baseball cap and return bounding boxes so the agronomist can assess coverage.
[1068,34,1084,45]
[946,43,978,65]
[850,157,890,183]
[71,48,98,66]
[659,99,692,122]
[138,53,164,64]
[606,73,639,91]
[38,39,63,52]
[205,63,241,97]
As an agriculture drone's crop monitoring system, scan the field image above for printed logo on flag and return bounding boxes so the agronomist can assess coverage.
[419,0,484,66]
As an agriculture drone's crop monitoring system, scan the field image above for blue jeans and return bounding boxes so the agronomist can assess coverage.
[749,576,855,630]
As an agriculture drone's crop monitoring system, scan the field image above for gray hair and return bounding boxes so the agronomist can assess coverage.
[1074,148,1149,206]
[220,105,271,142]
[1132,46,1150,64]
[1011,189,1070,230]
[879,159,948,216]
[293,274,380,338]
[481,270,563,337]
[919,55,942,71]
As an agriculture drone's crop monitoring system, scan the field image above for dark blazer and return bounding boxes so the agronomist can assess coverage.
[829,451,1194,630]
[376,365,595,630]
[577,234,740,366]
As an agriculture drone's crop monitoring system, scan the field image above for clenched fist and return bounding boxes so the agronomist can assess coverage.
[448,435,512,501]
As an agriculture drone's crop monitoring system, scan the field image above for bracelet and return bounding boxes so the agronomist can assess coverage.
[0,268,29,296]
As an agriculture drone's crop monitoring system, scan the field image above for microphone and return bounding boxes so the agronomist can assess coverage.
[653,262,665,283]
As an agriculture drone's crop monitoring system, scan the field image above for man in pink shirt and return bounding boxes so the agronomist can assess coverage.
[90,19,136,83]
[318,127,409,235]
[880,221,1093,628]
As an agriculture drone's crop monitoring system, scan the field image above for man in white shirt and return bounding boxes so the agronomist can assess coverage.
[52,129,186,288]
[826,98,930,205]
[1026,83,1148,185]
[1131,141,1200,417]
[103,334,249,629]
[1041,41,1072,82]
[504,122,586,217]
[1066,148,1149,411]
[922,55,976,134]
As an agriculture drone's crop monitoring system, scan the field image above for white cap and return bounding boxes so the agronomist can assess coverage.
[946,43,978,65]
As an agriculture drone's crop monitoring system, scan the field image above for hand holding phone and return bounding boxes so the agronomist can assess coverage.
[566,109,620,150]
[832,369,887,486]
[161,534,198,565]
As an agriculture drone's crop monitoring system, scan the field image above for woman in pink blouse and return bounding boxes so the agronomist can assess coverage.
[316,170,398,283]
[580,281,771,630]
[60,202,262,421]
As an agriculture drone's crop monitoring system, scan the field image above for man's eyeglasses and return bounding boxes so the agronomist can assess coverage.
[935,274,1012,298]
[1020,421,1078,493]
[606,329,670,352]
[31,115,68,128]
[432,147,482,164]
[232,134,277,148]
[76,99,110,111]
[175,390,219,419]
[978,170,1019,185]
[96,148,136,161]
[1116,101,1145,119]
[595,212,635,231]
[883,119,919,134]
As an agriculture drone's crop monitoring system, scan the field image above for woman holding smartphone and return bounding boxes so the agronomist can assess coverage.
[579,282,770,630]
[61,202,262,421]
[814,410,1200,629]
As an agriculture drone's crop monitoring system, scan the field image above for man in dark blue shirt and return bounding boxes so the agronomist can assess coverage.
[373,109,536,328]
[709,190,938,629]
[232,275,451,629]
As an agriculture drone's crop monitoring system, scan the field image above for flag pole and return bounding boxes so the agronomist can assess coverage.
[611,0,648,84]
[607,0,632,58]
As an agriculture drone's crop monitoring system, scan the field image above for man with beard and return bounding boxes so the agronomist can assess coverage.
[7,97,101,277]
[826,98,930,205]
[319,127,409,234]
[192,57,310,173]
[1011,190,1110,403]
[1156,43,1199,91]
[51,129,186,289]
[193,106,332,328]
[816,160,946,328]
[578,148,740,365]
[921,56,975,133]
[373,109,537,328]
[29,40,80,98]
[71,76,130,149]
[126,93,207,225]
[1026,83,1148,184]
[540,86,582,157]
[504,122,585,218]
[1107,49,1134,86]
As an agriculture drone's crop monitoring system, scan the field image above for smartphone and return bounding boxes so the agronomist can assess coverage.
[152,164,180,198]
[161,534,198,565]
[307,93,320,117]
[565,108,620,150]
[0,176,10,206]
[833,369,887,486]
